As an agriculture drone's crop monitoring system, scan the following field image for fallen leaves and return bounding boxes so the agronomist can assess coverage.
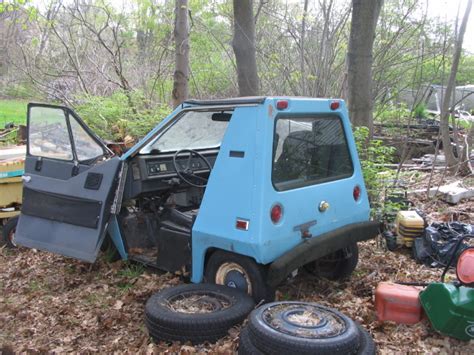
[0,170,472,353]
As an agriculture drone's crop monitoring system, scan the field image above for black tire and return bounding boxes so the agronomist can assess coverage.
[205,250,275,303]
[305,243,359,280]
[238,327,264,355]
[247,302,360,355]
[144,283,255,344]
[2,216,19,248]
[357,324,376,355]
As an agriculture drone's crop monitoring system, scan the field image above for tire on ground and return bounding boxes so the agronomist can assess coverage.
[205,250,275,303]
[357,324,376,355]
[2,215,19,248]
[247,301,360,355]
[305,243,359,280]
[144,283,255,344]
[238,327,263,355]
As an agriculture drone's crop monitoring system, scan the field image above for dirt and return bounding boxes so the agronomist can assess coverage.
[1,171,473,353]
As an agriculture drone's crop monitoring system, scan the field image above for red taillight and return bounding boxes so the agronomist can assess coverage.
[270,204,283,224]
[276,100,288,110]
[353,185,361,201]
[330,100,340,110]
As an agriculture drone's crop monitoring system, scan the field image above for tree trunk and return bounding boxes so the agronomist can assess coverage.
[347,0,383,136]
[439,0,472,171]
[172,0,190,108]
[232,0,259,97]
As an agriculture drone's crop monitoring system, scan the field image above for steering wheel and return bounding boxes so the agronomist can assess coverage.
[173,149,212,188]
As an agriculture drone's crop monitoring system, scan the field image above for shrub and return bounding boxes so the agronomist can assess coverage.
[353,126,399,219]
[75,91,171,141]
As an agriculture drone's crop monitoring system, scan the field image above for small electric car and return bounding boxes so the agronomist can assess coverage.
[15,97,380,301]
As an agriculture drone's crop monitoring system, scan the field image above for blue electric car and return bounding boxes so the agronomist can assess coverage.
[15,97,380,301]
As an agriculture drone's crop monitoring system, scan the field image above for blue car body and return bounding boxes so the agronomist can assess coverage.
[15,97,379,296]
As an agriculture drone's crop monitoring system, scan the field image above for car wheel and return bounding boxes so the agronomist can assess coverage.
[305,243,359,280]
[356,324,376,355]
[247,302,360,355]
[2,216,19,248]
[144,283,255,344]
[238,326,264,355]
[205,250,275,303]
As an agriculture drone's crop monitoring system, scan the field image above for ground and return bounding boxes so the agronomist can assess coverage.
[0,100,27,127]
[1,172,473,353]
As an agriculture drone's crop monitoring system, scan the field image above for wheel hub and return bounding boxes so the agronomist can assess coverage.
[215,262,252,295]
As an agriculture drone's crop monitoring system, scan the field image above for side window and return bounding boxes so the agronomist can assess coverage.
[69,117,104,161]
[29,107,73,161]
[272,115,353,191]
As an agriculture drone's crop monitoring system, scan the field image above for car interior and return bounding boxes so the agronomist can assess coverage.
[118,109,233,271]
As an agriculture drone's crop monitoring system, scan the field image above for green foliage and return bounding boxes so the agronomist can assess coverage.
[354,126,397,218]
[413,103,428,119]
[75,91,171,141]
[375,103,410,124]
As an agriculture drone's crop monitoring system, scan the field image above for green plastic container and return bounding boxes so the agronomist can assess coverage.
[420,283,474,341]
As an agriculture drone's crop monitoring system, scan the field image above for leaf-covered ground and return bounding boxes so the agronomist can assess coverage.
[1,173,473,353]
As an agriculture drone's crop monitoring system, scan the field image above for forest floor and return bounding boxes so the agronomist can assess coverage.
[1,171,473,353]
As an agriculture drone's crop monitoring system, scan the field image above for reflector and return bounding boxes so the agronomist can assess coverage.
[456,247,474,286]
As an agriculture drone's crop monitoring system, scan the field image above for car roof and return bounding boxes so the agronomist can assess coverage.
[183,97,267,106]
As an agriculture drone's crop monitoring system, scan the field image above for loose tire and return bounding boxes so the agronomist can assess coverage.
[238,327,263,355]
[205,250,275,303]
[144,283,255,344]
[2,216,18,248]
[357,324,376,355]
[305,243,359,280]
[247,302,360,355]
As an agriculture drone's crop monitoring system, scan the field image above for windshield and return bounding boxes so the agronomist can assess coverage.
[140,110,231,154]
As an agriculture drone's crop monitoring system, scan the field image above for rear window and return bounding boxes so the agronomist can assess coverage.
[272,115,353,191]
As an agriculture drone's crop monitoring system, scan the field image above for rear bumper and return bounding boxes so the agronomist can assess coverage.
[267,221,381,287]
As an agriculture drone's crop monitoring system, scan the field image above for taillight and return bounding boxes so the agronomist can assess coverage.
[270,204,283,224]
[276,100,288,110]
[330,100,340,110]
[353,185,361,201]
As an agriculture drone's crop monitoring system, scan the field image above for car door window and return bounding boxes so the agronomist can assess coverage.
[29,106,73,161]
[69,116,104,161]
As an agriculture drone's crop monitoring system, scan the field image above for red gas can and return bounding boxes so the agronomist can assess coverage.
[375,282,424,324]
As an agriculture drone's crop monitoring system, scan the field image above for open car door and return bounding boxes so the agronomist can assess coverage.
[15,103,121,262]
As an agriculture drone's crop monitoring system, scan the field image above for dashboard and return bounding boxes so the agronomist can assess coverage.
[123,150,219,199]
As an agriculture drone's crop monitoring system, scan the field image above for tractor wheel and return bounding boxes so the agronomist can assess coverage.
[2,216,19,248]
[205,250,275,303]
[145,283,255,344]
[305,243,359,280]
[247,301,360,355]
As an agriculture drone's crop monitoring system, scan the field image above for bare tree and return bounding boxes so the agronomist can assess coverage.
[347,0,383,135]
[172,0,190,108]
[439,0,472,171]
[232,0,259,96]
